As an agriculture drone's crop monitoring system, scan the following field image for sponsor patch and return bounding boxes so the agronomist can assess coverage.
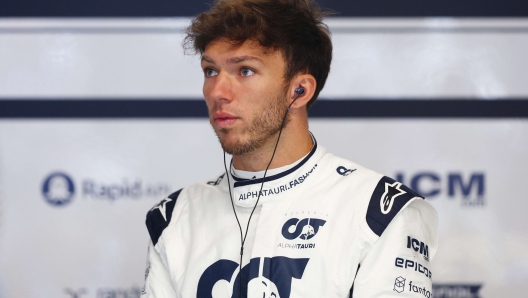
[366,176,422,236]
[336,166,356,176]
[395,257,432,279]
[407,236,429,261]
[281,218,326,240]
[394,276,406,293]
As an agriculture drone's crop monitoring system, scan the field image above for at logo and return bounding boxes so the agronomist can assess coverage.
[380,182,406,214]
[281,218,326,240]
[336,166,356,176]
[42,172,75,206]
[197,257,309,298]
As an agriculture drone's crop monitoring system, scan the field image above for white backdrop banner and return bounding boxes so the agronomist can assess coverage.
[1,18,528,298]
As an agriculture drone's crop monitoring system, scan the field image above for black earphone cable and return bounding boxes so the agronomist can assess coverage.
[223,89,303,298]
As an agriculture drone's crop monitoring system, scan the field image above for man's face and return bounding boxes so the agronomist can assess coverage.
[201,39,289,155]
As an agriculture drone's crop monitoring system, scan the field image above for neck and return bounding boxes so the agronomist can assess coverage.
[232,112,313,172]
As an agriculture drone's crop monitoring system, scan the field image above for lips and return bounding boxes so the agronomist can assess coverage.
[213,112,238,128]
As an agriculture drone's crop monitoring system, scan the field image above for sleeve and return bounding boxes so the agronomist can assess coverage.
[141,241,177,298]
[142,189,183,297]
[352,198,438,298]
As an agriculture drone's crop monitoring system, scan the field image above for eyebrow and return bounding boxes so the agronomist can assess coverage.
[201,55,263,65]
[201,55,215,64]
[226,55,263,64]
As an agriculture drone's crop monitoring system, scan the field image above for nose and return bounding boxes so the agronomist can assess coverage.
[204,72,233,104]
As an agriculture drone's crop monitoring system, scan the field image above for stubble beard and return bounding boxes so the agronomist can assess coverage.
[214,91,290,156]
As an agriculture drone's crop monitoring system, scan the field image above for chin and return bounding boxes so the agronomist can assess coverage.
[219,137,247,155]
[217,132,257,156]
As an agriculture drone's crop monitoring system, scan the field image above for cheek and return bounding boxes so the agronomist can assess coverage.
[202,81,211,98]
[202,86,215,109]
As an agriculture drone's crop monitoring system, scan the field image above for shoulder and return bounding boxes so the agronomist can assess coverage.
[318,151,380,182]
[145,173,227,246]
[318,148,438,256]
[145,189,183,246]
[364,175,438,240]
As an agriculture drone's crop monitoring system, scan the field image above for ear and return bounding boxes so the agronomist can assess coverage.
[287,74,316,110]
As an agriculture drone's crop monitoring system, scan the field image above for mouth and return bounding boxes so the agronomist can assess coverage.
[213,112,238,128]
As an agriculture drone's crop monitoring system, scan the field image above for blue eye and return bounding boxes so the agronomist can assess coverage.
[241,68,255,77]
[204,68,218,77]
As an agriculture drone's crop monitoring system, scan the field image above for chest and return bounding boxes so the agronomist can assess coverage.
[164,185,369,298]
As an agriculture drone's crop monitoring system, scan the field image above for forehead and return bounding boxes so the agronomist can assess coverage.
[203,38,284,65]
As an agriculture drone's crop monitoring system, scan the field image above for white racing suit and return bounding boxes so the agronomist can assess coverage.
[142,140,438,298]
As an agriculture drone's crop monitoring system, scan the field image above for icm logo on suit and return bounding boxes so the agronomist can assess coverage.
[407,236,429,261]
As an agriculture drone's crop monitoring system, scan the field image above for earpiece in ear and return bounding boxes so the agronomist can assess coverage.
[294,86,305,96]
[288,86,305,110]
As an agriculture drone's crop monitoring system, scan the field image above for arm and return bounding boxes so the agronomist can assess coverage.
[141,241,177,298]
[352,199,438,297]
[143,190,183,297]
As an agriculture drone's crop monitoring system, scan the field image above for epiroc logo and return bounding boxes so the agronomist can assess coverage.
[395,257,432,279]
[396,172,485,206]
[281,218,326,240]
[42,172,75,206]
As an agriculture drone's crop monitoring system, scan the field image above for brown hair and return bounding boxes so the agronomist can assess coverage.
[183,0,332,108]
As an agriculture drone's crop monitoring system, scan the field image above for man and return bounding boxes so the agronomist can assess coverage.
[142,0,438,297]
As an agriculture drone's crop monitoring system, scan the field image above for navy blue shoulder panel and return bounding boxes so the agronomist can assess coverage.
[146,189,182,246]
[366,176,423,237]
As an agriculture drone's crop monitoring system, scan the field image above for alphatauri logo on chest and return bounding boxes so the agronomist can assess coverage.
[277,217,327,250]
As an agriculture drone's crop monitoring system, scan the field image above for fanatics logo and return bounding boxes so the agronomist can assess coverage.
[394,276,406,293]
[380,181,407,214]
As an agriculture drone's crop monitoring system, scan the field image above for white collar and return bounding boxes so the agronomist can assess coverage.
[227,138,325,207]
[231,150,310,180]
